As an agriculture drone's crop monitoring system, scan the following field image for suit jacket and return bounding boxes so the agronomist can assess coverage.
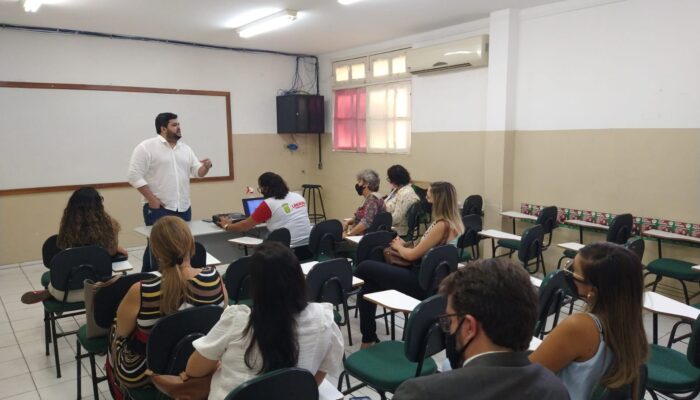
[393,351,570,400]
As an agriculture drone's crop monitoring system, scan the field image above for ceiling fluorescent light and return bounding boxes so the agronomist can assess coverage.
[338,0,364,4]
[22,0,42,12]
[236,9,297,38]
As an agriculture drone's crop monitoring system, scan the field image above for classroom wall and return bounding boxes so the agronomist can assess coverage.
[0,29,318,265]
[316,0,700,272]
[510,0,700,268]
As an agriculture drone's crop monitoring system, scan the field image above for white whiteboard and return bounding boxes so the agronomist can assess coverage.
[0,82,233,194]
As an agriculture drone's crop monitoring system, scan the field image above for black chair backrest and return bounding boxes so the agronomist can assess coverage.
[457,214,482,249]
[686,315,700,368]
[366,211,392,233]
[403,201,424,241]
[355,231,395,265]
[624,237,645,262]
[536,206,559,235]
[307,220,342,259]
[191,242,207,268]
[306,258,353,305]
[49,246,112,293]
[42,234,60,269]
[606,213,633,245]
[534,271,577,337]
[224,256,252,303]
[147,306,224,374]
[224,367,318,400]
[265,228,291,247]
[461,195,483,218]
[518,224,544,264]
[94,273,155,329]
[418,245,458,293]
[404,295,447,363]
[412,184,432,215]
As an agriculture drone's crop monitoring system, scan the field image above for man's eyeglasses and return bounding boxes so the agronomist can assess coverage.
[437,313,464,333]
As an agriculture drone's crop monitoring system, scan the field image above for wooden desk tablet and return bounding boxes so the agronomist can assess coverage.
[643,291,700,344]
[564,219,609,244]
[479,229,522,257]
[363,289,421,340]
[500,211,538,233]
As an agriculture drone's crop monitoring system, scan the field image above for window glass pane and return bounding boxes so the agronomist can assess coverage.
[367,88,387,119]
[373,59,389,77]
[351,63,365,80]
[335,65,349,82]
[367,120,388,150]
[392,56,406,74]
[395,87,409,118]
[395,120,410,150]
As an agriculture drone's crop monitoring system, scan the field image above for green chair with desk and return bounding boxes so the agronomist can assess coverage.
[557,213,634,269]
[646,239,700,305]
[646,315,700,399]
[224,367,318,400]
[456,214,482,261]
[224,256,253,306]
[496,205,558,257]
[338,295,445,400]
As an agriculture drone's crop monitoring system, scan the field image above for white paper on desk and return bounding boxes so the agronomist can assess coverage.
[319,379,343,400]
[346,235,362,244]
[112,260,133,272]
[228,236,263,246]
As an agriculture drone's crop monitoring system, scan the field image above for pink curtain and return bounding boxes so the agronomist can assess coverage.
[333,88,366,152]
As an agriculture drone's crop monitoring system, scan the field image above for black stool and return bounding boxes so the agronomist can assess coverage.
[302,184,326,224]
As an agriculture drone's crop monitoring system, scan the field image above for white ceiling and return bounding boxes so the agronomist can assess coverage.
[0,0,561,55]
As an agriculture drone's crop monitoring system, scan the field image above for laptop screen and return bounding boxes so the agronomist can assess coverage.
[242,197,265,217]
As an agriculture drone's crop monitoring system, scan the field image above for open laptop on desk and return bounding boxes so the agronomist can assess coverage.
[211,197,265,224]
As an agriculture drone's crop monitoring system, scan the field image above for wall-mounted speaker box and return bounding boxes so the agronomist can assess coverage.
[276,94,325,134]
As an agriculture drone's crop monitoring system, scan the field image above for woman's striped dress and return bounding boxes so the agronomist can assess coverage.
[108,267,225,392]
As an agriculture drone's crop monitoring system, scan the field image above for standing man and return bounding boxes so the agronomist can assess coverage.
[128,112,212,270]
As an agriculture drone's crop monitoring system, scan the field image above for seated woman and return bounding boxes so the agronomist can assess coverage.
[529,242,647,400]
[356,181,463,347]
[342,169,385,237]
[216,172,312,258]
[384,165,420,237]
[107,216,226,397]
[183,242,344,399]
[21,186,128,304]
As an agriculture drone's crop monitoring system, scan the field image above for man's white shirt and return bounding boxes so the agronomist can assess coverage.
[127,135,202,212]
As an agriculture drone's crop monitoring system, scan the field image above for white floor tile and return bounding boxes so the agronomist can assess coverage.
[0,373,36,398]
[0,345,24,363]
[2,390,41,400]
[31,362,88,389]
[0,358,30,380]
[37,377,82,400]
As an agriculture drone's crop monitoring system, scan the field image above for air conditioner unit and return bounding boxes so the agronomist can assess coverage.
[406,35,489,74]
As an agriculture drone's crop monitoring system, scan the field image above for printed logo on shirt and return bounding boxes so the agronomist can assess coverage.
[292,201,305,209]
[282,203,291,214]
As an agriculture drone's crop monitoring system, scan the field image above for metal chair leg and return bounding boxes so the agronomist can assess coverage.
[51,313,61,378]
[89,353,99,400]
[76,339,82,400]
[44,310,51,356]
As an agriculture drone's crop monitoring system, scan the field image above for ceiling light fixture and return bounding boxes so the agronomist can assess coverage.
[338,0,364,4]
[236,9,297,38]
[22,0,42,12]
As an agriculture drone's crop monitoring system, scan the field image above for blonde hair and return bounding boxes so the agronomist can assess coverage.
[429,182,464,235]
[150,216,195,315]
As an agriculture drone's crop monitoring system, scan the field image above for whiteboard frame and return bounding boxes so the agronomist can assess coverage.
[0,81,234,196]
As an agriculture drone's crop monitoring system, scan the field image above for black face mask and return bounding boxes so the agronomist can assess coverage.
[355,183,365,196]
[446,317,473,369]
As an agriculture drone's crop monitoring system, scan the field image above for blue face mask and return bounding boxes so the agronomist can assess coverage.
[446,317,473,369]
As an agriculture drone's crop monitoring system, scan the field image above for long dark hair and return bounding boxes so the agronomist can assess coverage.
[578,242,647,392]
[57,187,118,252]
[243,242,308,373]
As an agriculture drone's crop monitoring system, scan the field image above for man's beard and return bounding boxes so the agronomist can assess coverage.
[167,130,181,141]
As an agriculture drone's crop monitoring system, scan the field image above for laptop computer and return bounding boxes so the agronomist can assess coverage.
[242,197,265,217]
[210,197,265,225]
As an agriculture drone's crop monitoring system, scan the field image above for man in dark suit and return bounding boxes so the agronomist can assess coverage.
[393,258,570,400]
